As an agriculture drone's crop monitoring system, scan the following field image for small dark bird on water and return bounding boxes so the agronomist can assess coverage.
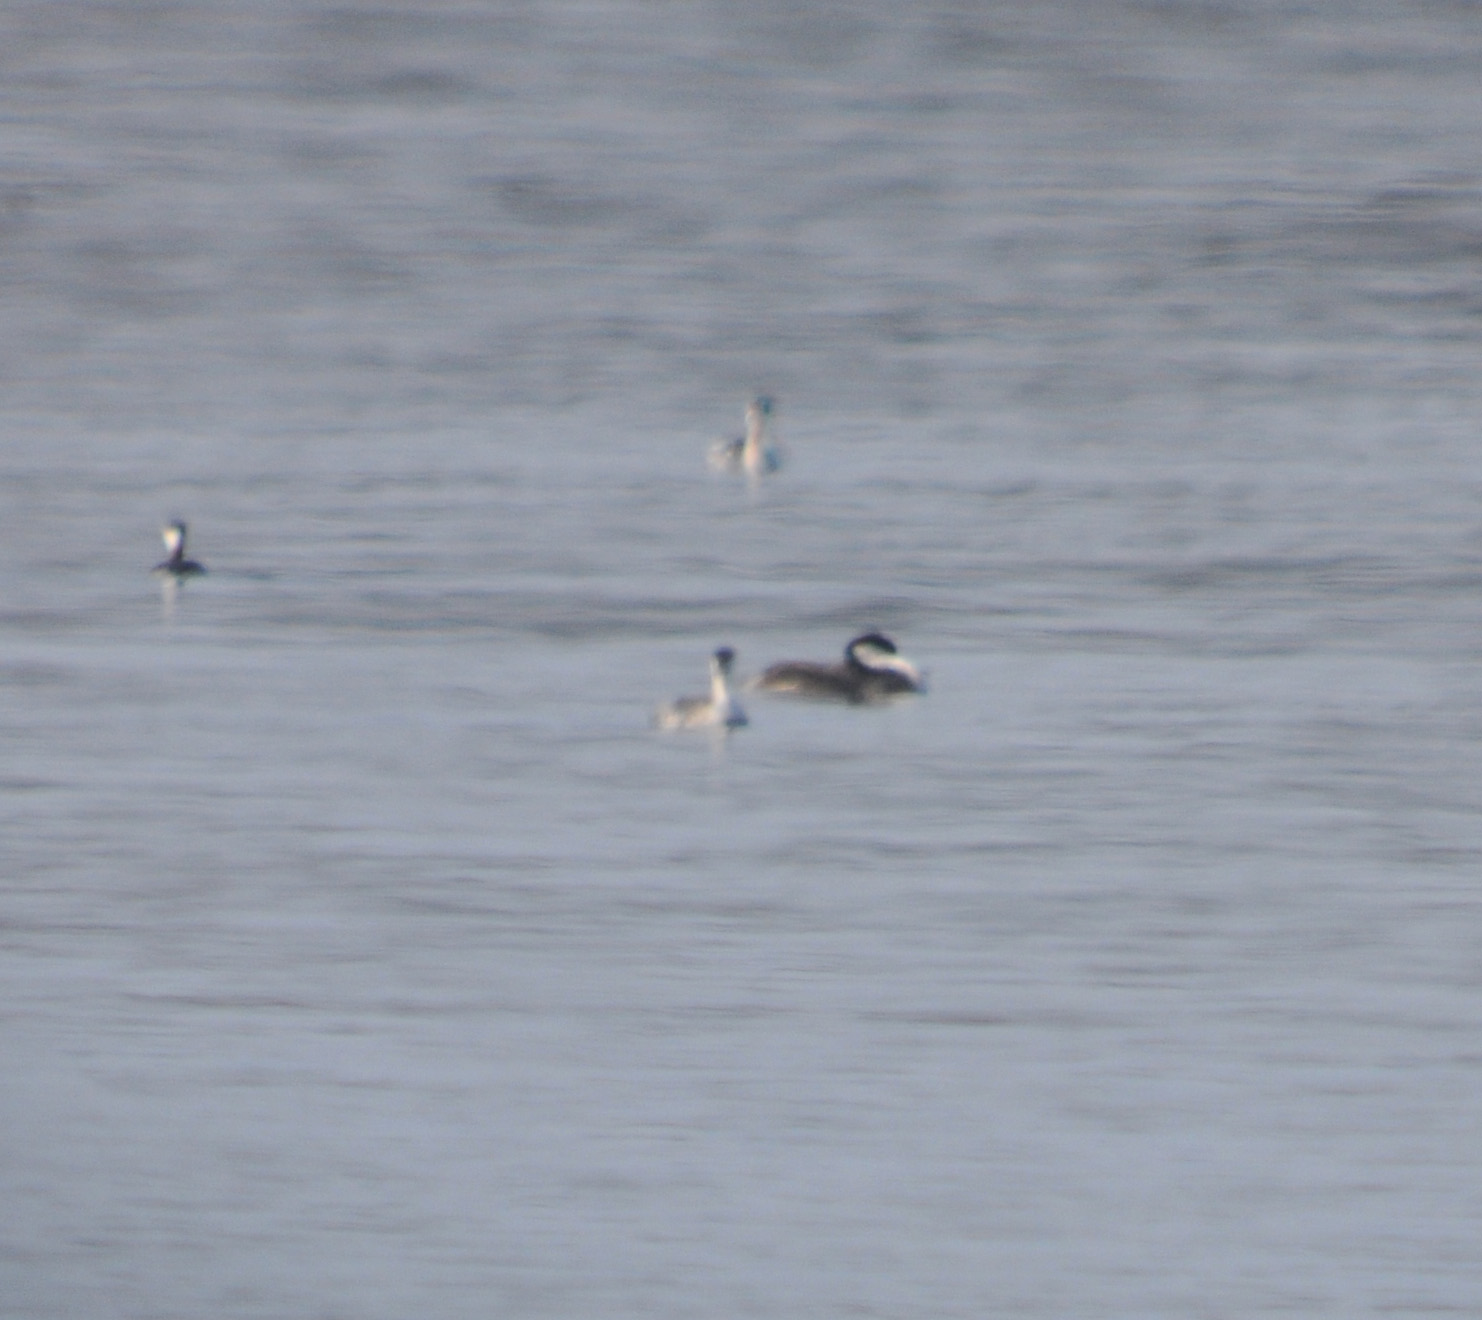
[152,521,206,577]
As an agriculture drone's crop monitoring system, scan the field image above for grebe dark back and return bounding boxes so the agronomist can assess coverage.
[752,633,923,704]
[152,521,206,577]
[655,647,749,730]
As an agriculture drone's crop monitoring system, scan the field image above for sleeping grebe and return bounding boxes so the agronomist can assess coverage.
[655,647,749,730]
[708,397,781,476]
[152,521,206,577]
[751,633,923,704]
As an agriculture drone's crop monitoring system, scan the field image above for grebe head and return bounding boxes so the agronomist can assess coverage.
[846,633,921,683]
[846,632,898,662]
[713,646,737,674]
[744,397,775,438]
[161,521,187,555]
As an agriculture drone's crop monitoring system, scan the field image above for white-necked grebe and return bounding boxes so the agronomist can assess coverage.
[708,396,781,476]
[152,521,206,577]
[655,647,749,730]
[752,633,923,704]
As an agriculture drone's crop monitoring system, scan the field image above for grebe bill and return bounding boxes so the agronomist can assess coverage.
[656,647,749,730]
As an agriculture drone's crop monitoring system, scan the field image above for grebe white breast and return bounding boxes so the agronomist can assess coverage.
[152,521,206,577]
[655,647,749,730]
[751,633,923,704]
[708,396,781,476]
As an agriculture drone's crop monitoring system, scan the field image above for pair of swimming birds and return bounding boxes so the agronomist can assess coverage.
[655,633,924,730]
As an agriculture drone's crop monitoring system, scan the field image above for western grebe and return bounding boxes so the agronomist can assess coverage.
[708,396,781,476]
[751,633,924,704]
[152,521,206,577]
[655,647,749,730]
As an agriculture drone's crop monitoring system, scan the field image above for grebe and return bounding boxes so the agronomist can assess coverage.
[655,647,749,730]
[708,396,781,476]
[152,521,206,577]
[752,633,924,704]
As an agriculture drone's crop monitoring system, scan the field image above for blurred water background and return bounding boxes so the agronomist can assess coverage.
[4,2,1482,1316]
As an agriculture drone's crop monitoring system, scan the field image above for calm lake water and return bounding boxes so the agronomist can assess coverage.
[4,2,1482,1317]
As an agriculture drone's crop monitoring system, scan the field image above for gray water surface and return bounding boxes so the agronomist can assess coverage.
[4,3,1482,1317]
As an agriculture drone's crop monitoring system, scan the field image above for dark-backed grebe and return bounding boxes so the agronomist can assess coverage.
[751,633,924,704]
[708,397,781,476]
[152,521,206,577]
[655,647,749,730]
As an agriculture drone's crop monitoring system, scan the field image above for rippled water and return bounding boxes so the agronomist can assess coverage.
[4,3,1482,1317]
